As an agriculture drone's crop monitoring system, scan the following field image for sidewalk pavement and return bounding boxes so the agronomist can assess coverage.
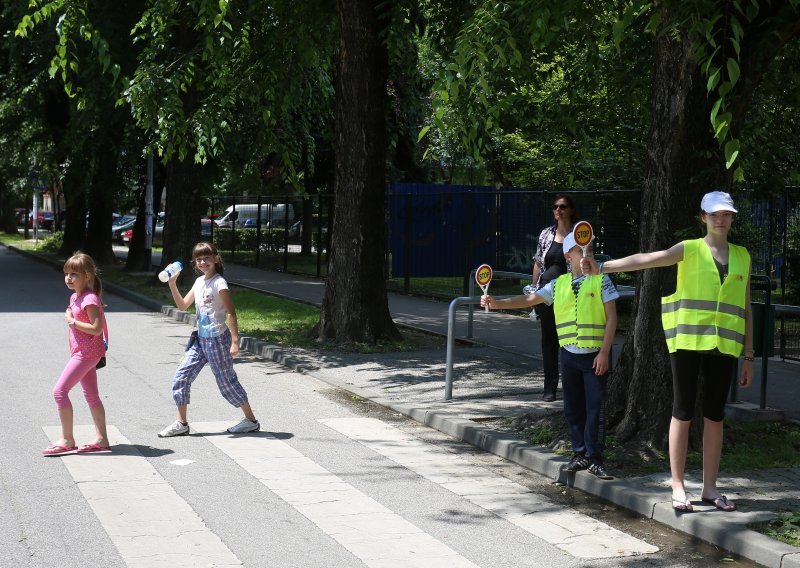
[10,243,800,568]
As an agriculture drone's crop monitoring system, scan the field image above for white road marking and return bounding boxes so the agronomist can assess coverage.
[43,425,241,568]
[320,417,659,559]
[193,421,480,568]
[170,459,196,466]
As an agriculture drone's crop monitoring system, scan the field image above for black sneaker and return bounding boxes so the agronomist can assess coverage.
[563,454,589,473]
[542,392,556,402]
[588,462,613,480]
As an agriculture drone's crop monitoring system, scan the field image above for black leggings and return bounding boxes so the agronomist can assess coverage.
[670,350,736,422]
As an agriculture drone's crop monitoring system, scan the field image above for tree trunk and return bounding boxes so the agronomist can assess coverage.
[126,161,165,272]
[161,156,206,284]
[1,187,17,234]
[84,110,127,264]
[59,152,92,255]
[315,0,401,344]
[608,18,725,449]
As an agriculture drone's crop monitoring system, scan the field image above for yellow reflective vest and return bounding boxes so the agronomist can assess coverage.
[554,274,607,348]
[661,238,749,356]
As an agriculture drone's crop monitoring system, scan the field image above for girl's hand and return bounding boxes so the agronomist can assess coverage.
[739,360,753,387]
[65,308,75,327]
[480,295,495,310]
[230,340,239,357]
[593,351,610,375]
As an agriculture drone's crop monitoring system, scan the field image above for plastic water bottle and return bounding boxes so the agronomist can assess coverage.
[158,261,183,283]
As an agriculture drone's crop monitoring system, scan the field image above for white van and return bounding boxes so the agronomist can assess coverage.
[215,203,295,228]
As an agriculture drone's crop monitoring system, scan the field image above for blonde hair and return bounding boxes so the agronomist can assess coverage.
[192,241,224,275]
[63,252,103,297]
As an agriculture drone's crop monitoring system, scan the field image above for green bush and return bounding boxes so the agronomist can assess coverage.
[213,228,260,251]
[35,231,63,253]
[213,228,299,252]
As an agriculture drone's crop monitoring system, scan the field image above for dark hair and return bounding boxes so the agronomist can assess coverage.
[192,241,224,275]
[63,251,103,297]
[552,193,578,224]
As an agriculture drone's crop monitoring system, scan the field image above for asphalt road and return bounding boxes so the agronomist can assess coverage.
[1,248,759,568]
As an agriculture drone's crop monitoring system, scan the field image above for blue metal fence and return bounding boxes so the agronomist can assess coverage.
[208,185,799,360]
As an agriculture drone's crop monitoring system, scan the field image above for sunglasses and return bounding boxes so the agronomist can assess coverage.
[552,204,570,210]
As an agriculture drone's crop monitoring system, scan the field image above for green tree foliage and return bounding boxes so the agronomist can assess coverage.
[421,1,653,188]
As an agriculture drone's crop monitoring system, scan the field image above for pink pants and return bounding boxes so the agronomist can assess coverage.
[53,355,103,410]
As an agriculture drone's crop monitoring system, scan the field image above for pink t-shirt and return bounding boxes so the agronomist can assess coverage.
[68,290,105,359]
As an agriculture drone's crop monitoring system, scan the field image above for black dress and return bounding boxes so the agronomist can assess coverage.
[536,241,567,398]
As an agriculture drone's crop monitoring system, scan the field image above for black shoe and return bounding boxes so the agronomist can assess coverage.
[563,454,589,473]
[542,392,556,402]
[588,462,613,480]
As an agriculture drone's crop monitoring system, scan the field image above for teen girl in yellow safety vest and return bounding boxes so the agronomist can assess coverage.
[581,191,754,513]
[482,229,619,480]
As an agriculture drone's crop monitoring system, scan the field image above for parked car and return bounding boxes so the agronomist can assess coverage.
[215,203,295,228]
[26,210,55,230]
[111,215,136,243]
[123,217,213,247]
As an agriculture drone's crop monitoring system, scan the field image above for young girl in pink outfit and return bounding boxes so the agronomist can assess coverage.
[42,253,110,456]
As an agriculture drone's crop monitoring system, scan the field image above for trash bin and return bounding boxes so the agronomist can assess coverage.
[751,302,775,358]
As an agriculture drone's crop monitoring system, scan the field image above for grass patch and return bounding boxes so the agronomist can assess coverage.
[716,420,800,471]
[233,290,319,347]
[614,421,800,475]
[491,413,800,478]
[750,513,800,547]
[1,232,26,245]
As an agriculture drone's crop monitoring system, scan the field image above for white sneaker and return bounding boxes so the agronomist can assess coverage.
[227,418,260,433]
[158,420,189,437]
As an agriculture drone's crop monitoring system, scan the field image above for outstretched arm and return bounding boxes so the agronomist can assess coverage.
[582,242,684,275]
[481,293,546,311]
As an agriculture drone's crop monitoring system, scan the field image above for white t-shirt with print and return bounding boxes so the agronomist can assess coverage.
[192,274,229,338]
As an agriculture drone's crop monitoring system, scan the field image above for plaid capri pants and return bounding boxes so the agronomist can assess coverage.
[171,328,248,407]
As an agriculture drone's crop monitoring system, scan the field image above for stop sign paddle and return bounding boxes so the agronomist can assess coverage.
[573,221,594,257]
[475,264,493,313]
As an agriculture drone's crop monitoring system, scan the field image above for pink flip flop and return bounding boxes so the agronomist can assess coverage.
[76,443,112,454]
[42,444,78,456]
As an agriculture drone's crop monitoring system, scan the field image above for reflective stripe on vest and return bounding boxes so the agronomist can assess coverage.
[553,274,606,348]
[661,239,749,356]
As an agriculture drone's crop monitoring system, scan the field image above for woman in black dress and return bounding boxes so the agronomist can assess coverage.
[529,194,577,401]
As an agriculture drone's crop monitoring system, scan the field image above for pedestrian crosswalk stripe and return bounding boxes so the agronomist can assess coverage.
[43,425,242,568]
[320,416,659,559]
[192,421,480,568]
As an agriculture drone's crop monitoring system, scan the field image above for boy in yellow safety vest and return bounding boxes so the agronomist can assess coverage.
[481,228,619,479]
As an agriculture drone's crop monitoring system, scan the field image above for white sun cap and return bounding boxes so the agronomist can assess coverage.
[701,191,738,213]
[562,231,578,256]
